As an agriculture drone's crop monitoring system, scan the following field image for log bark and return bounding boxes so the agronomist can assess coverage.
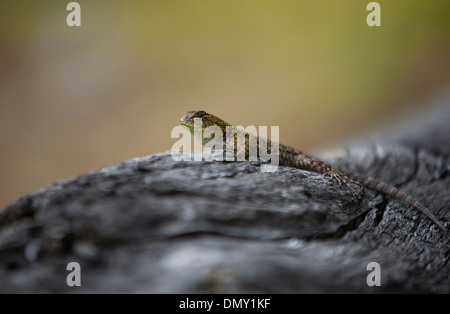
[0,92,449,293]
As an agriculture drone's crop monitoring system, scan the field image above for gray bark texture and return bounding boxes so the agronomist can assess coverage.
[0,93,449,293]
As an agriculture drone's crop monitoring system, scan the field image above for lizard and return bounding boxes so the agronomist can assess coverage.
[180,110,447,233]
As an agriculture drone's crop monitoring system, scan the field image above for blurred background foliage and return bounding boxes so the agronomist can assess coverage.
[1,0,450,209]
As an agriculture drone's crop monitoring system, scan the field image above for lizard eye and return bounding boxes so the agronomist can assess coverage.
[195,111,207,118]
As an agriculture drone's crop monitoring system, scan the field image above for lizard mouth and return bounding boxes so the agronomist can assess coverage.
[180,113,190,122]
[180,110,209,128]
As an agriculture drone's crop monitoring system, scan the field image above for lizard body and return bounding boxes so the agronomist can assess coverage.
[180,110,447,232]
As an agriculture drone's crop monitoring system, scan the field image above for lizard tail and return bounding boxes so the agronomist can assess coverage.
[346,172,447,232]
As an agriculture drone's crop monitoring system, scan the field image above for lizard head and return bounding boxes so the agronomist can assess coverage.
[180,110,232,146]
[180,110,231,134]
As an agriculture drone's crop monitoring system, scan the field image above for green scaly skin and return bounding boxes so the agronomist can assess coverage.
[180,110,447,233]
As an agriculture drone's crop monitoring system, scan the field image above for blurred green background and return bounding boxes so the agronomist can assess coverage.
[1,0,450,209]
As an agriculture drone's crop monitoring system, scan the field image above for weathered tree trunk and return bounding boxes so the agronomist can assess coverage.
[0,93,449,293]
